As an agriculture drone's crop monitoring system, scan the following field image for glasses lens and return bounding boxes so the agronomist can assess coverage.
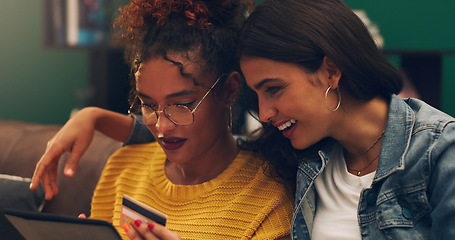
[165,105,193,125]
[141,105,158,125]
[130,105,157,125]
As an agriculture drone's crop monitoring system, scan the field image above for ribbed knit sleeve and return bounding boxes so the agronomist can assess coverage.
[91,142,293,240]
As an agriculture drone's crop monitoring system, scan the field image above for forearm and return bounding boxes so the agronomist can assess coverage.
[78,107,134,143]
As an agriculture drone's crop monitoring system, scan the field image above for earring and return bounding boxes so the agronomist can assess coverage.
[325,86,341,112]
[228,106,233,132]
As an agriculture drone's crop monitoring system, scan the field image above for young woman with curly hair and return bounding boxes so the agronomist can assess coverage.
[30,0,293,239]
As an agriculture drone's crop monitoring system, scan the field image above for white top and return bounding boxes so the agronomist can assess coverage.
[312,144,375,240]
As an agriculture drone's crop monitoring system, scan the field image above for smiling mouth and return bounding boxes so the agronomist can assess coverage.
[277,119,296,131]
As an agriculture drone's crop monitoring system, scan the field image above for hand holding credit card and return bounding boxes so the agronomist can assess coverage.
[120,194,168,228]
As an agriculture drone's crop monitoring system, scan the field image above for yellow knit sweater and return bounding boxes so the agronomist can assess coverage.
[91,142,293,240]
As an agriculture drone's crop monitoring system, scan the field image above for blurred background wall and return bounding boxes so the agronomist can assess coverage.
[0,0,89,124]
[345,0,455,117]
[0,0,454,125]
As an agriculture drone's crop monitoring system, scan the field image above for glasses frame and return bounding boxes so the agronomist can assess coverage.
[128,75,224,126]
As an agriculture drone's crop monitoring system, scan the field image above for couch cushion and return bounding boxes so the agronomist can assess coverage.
[0,120,61,178]
[0,119,122,216]
[0,174,45,212]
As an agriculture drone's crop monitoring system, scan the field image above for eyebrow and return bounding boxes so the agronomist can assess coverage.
[137,89,199,100]
[253,78,281,90]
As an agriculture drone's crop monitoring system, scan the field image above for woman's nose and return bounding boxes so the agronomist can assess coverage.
[155,111,176,133]
[258,98,277,123]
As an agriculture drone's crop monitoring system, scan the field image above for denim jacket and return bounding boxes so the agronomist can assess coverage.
[292,95,455,239]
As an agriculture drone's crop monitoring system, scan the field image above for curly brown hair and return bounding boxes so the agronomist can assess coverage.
[113,0,248,70]
[114,0,215,40]
[112,0,249,106]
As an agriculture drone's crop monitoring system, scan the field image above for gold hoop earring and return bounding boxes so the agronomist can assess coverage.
[228,106,233,132]
[325,86,341,112]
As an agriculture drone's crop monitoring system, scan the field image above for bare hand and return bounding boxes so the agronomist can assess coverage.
[29,108,96,200]
[125,220,181,240]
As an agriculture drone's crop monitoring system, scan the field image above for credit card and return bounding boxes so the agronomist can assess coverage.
[120,194,167,227]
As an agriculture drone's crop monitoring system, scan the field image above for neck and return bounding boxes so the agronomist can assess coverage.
[332,96,389,176]
[166,131,238,185]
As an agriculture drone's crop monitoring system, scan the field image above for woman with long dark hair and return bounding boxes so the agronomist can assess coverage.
[238,0,455,239]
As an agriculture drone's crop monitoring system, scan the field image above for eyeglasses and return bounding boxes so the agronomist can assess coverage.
[129,75,223,126]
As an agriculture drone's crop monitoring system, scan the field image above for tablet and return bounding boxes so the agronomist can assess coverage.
[0,209,122,240]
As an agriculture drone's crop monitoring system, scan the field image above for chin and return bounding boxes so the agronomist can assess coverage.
[290,141,304,150]
[289,138,313,150]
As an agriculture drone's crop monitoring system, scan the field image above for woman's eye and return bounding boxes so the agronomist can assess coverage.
[143,103,158,110]
[265,86,283,95]
[180,101,196,108]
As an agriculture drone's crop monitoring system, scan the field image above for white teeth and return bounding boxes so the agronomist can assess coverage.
[278,119,296,131]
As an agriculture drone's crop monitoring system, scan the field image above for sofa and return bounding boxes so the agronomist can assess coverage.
[0,119,122,217]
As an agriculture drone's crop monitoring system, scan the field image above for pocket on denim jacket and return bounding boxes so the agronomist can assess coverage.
[376,186,431,229]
